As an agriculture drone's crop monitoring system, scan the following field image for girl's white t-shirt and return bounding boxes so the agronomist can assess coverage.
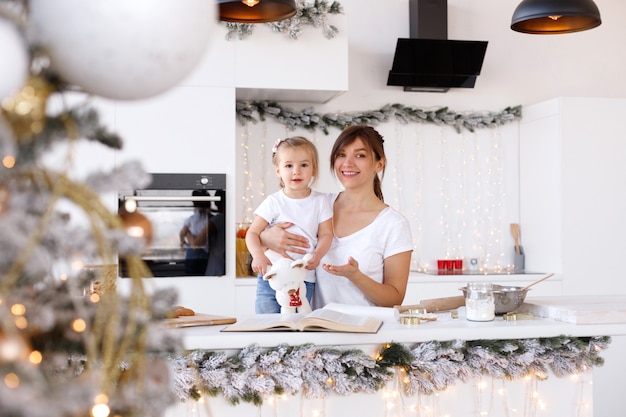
[254,189,333,282]
[313,194,413,309]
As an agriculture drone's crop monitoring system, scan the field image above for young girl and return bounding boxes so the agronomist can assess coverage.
[246,136,333,313]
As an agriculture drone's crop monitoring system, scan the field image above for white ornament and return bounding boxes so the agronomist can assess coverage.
[0,17,29,99]
[28,0,217,100]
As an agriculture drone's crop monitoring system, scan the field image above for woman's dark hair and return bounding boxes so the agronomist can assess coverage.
[192,189,211,209]
[330,125,386,202]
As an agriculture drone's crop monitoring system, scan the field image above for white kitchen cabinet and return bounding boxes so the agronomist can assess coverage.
[181,16,348,102]
[233,16,348,103]
[519,97,626,296]
[112,86,235,173]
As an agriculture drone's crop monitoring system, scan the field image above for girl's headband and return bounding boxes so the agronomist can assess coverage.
[272,138,284,154]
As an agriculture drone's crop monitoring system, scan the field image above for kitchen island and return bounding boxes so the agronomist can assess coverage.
[165,299,626,417]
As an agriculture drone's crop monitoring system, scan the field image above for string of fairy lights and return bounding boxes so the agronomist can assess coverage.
[238,121,323,227]
[180,358,594,417]
[237,114,520,272]
[239,124,253,226]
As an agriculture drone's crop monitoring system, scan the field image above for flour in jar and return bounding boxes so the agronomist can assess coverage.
[465,282,495,322]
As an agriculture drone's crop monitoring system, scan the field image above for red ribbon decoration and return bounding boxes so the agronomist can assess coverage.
[289,288,302,307]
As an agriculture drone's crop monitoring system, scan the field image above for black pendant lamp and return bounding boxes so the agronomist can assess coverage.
[218,0,297,23]
[511,0,601,34]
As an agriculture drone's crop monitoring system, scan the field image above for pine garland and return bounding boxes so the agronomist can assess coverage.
[236,100,523,134]
[225,0,344,41]
[171,336,610,406]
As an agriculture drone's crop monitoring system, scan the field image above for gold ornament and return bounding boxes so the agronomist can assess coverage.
[119,208,154,248]
[0,329,31,363]
[1,75,54,143]
[83,264,118,295]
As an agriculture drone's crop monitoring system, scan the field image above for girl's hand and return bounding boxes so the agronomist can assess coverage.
[305,253,321,270]
[251,256,272,276]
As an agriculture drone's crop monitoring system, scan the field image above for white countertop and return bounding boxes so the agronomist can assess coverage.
[234,271,552,286]
[171,300,626,351]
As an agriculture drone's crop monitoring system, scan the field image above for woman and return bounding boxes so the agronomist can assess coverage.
[260,125,413,308]
[179,190,210,275]
[182,189,226,276]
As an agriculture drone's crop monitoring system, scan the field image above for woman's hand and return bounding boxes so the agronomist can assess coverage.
[322,252,412,307]
[321,256,360,280]
[260,222,310,259]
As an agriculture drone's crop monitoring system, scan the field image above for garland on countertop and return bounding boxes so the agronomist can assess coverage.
[169,336,610,406]
[225,0,344,40]
[236,101,523,134]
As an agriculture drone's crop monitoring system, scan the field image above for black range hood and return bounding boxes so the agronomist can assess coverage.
[387,0,488,93]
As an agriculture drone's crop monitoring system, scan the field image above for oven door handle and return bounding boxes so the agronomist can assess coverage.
[122,196,221,202]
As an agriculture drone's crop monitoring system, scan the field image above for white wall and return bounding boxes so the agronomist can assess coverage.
[325,0,626,112]
[520,97,626,296]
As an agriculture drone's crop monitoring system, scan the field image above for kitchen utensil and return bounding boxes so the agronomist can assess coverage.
[394,296,465,316]
[414,295,466,312]
[521,273,555,291]
[510,223,521,254]
[459,285,529,314]
[513,248,525,271]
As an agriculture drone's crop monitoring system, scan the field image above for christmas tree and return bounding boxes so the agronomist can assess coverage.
[0,1,216,415]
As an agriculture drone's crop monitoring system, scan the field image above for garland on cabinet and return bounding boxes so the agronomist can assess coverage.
[236,100,523,134]
[225,0,344,40]
[170,335,610,406]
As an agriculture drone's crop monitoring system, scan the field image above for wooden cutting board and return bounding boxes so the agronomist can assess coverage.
[163,313,237,328]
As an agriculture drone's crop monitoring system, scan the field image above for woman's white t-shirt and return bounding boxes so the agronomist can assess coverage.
[184,210,209,251]
[313,193,413,309]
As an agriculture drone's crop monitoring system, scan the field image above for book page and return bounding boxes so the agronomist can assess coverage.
[221,313,304,332]
[298,308,382,333]
[322,303,395,321]
[301,308,368,326]
[221,309,382,333]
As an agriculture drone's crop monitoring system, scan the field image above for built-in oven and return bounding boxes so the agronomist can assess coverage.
[118,173,226,277]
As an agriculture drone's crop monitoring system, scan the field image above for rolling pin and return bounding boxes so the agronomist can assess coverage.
[396,295,466,313]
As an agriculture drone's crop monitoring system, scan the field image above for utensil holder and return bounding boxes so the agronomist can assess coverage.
[513,246,525,271]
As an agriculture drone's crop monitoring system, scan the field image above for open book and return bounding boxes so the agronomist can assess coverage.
[221,308,383,333]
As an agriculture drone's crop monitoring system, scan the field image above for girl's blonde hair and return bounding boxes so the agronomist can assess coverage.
[272,136,320,188]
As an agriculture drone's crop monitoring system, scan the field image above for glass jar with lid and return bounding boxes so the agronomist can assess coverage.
[465,282,495,321]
